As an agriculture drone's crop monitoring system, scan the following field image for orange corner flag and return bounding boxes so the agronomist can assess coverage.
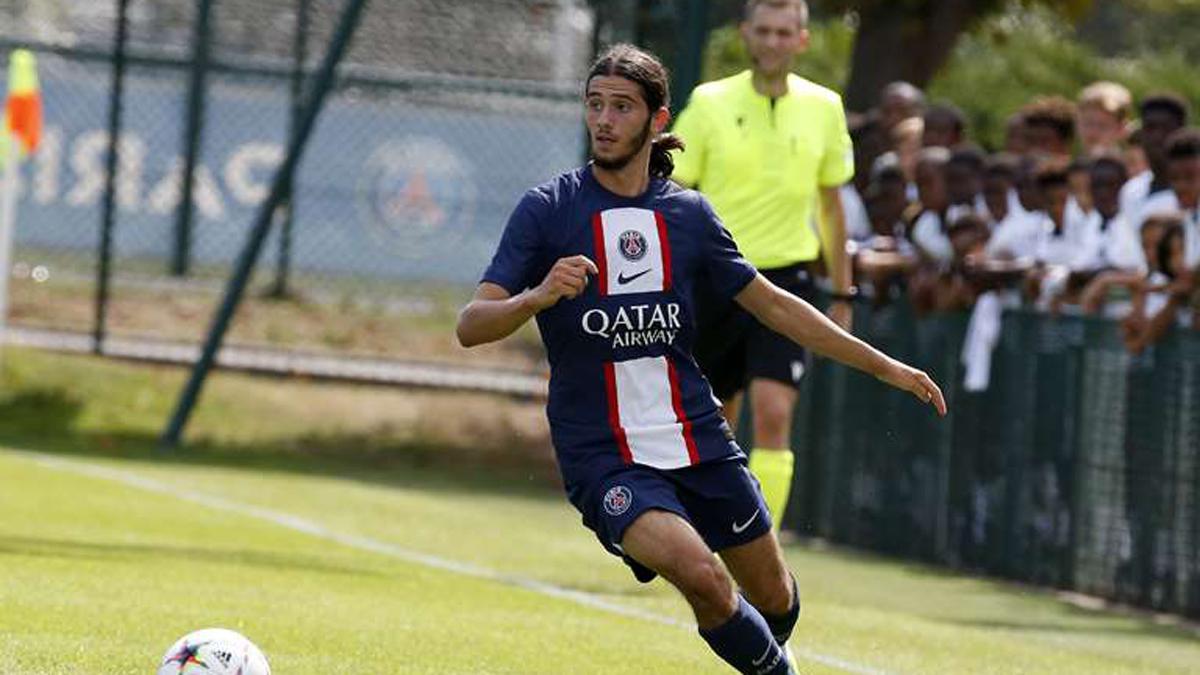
[4,49,41,157]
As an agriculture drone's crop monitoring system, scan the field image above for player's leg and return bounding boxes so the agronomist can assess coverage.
[621,510,792,674]
[719,531,800,645]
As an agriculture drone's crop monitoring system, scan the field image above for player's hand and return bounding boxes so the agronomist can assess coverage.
[529,255,598,311]
[877,359,947,416]
[827,300,853,331]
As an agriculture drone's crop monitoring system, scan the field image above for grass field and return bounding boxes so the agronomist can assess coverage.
[1,349,1198,674]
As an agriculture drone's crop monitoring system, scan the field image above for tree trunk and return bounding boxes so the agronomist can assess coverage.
[843,0,987,113]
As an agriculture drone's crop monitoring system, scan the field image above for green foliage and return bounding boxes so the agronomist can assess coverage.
[701,4,1200,149]
[930,7,1200,148]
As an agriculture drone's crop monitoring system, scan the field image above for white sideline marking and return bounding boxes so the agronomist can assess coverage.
[14,450,892,675]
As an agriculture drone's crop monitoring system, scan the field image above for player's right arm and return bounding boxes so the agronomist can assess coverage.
[456,256,597,347]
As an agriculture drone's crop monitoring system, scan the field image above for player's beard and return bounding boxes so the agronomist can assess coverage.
[591,119,652,172]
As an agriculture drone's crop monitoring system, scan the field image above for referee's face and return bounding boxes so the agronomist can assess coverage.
[741,4,809,79]
[585,76,655,171]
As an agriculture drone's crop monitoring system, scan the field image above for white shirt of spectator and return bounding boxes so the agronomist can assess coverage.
[840,184,872,242]
[986,209,1041,259]
[1118,170,1153,219]
[911,210,954,264]
[1035,212,1089,267]
[1071,210,1143,272]
[946,195,988,228]
[1135,190,1200,269]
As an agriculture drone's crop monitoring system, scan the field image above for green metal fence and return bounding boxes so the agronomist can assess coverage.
[783,305,1200,617]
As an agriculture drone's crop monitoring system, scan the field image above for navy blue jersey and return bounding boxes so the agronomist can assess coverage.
[482,165,757,487]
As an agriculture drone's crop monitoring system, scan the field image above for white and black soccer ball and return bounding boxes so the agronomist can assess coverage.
[156,628,271,675]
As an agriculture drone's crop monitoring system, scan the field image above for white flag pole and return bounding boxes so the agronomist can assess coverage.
[0,131,19,376]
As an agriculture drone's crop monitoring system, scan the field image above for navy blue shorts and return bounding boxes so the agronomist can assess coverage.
[568,458,772,583]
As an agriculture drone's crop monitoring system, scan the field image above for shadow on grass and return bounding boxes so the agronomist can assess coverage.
[0,534,385,579]
[0,385,563,505]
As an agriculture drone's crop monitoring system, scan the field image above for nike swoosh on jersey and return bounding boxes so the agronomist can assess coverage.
[617,268,652,285]
[732,508,761,534]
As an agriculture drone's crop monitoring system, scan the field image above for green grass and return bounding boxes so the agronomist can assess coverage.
[0,348,1197,673]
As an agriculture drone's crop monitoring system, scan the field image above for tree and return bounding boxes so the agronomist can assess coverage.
[828,0,1093,111]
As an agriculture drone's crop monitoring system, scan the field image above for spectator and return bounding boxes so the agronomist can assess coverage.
[923,103,967,148]
[1120,94,1189,231]
[1124,121,1149,177]
[910,213,991,314]
[1123,216,1194,353]
[1131,128,1200,264]
[1022,96,1077,160]
[892,116,925,191]
[982,152,1018,226]
[879,81,926,134]
[1027,159,1089,307]
[945,146,986,224]
[987,156,1043,260]
[1073,154,1143,276]
[1068,156,1094,216]
[1081,215,1172,315]
[1077,81,1133,156]
[909,146,953,264]
[1004,111,1030,156]
[853,157,918,306]
[867,154,912,239]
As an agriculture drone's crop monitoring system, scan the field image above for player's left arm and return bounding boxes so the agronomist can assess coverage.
[735,274,947,415]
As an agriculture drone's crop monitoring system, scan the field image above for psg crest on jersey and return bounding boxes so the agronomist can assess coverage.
[603,485,633,516]
[618,230,648,262]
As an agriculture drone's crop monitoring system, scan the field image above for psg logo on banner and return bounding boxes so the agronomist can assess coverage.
[618,229,648,262]
[603,485,633,516]
[357,136,478,257]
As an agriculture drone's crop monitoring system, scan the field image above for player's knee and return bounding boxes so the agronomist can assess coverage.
[671,556,736,617]
[748,571,795,617]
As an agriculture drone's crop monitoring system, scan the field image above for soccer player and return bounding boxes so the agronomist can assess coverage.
[668,0,856,537]
[457,44,946,675]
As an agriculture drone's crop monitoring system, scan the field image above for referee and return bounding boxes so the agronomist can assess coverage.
[671,0,855,532]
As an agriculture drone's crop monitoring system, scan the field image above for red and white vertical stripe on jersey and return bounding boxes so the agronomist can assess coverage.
[591,207,671,296]
[603,356,699,469]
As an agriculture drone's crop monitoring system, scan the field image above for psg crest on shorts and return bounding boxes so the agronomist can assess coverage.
[618,230,648,262]
[603,485,633,516]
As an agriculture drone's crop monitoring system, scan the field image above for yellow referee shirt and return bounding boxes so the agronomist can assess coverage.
[671,70,854,270]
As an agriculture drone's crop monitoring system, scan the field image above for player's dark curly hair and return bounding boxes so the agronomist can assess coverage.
[587,44,684,180]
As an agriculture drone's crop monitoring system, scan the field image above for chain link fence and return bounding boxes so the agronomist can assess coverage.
[781,305,1200,618]
[1,0,591,363]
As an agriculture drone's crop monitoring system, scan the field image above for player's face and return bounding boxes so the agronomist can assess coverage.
[740,4,808,79]
[585,76,658,171]
[1169,157,1200,208]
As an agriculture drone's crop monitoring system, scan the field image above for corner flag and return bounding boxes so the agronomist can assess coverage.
[1,49,40,162]
[0,48,42,372]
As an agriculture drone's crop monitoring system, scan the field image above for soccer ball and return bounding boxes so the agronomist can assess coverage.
[156,628,271,675]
